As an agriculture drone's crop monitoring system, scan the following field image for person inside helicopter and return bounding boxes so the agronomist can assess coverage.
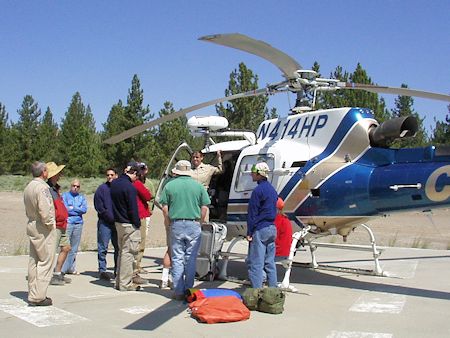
[212,159,234,220]
[190,150,223,190]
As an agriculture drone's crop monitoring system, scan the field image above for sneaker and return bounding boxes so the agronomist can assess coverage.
[99,271,114,281]
[66,270,80,275]
[172,293,185,301]
[29,297,53,306]
[50,275,65,286]
[132,275,149,285]
[119,283,142,291]
[60,273,71,284]
[159,280,170,290]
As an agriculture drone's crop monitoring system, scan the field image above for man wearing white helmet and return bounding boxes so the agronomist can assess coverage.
[246,161,278,288]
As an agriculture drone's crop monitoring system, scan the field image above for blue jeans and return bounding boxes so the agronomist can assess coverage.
[62,222,83,273]
[247,225,277,288]
[97,221,119,274]
[170,220,201,296]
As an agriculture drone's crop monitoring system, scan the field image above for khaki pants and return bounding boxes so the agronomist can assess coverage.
[135,217,149,272]
[115,222,140,290]
[27,221,56,302]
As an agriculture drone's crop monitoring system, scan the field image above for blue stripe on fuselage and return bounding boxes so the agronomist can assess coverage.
[279,108,374,199]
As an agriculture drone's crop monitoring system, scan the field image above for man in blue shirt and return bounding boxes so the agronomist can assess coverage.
[94,168,119,281]
[246,162,278,288]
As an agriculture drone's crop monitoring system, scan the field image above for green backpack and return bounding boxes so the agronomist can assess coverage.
[242,287,285,314]
[258,287,285,314]
[241,288,260,311]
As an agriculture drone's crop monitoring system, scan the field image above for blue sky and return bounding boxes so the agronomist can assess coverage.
[1,1,449,133]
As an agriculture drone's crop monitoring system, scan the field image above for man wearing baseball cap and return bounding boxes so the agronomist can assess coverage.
[246,161,278,288]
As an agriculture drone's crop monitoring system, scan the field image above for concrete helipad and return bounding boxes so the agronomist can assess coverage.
[1,245,450,337]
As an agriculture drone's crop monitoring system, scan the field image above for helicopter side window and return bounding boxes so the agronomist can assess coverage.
[291,161,307,168]
[235,154,274,192]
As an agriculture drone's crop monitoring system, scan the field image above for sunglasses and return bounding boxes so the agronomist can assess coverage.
[72,185,80,188]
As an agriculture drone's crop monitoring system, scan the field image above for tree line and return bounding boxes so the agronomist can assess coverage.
[0,63,449,178]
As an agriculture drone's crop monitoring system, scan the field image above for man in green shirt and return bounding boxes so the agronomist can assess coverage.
[159,160,210,300]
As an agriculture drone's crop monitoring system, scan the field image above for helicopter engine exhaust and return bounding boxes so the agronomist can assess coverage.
[369,115,418,147]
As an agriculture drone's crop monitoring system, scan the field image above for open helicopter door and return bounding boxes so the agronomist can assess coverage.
[154,142,193,210]
[225,152,275,238]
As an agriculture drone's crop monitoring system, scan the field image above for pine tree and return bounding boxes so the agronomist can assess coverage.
[144,101,198,178]
[11,95,41,173]
[0,103,13,174]
[102,75,153,169]
[390,84,428,148]
[431,105,450,145]
[316,63,390,122]
[59,92,102,176]
[216,63,276,132]
[102,100,127,169]
[35,107,59,162]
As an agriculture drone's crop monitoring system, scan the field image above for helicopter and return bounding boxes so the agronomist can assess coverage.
[105,33,450,289]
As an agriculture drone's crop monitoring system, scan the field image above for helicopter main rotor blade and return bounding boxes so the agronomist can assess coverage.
[103,87,272,144]
[199,33,302,80]
[338,82,450,102]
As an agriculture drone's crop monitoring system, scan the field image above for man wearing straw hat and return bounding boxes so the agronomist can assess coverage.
[159,160,210,301]
[24,161,56,306]
[46,161,71,286]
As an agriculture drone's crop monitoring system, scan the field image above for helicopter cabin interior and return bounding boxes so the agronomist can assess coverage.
[156,141,281,223]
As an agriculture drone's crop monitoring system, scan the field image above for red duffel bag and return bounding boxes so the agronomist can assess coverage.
[189,296,251,324]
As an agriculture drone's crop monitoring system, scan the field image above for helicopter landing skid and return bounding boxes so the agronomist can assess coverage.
[308,223,384,275]
[217,223,385,291]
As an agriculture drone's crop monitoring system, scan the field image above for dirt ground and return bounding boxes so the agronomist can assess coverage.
[1,191,449,255]
[0,191,167,256]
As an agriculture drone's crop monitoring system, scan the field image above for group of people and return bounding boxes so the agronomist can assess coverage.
[24,161,87,305]
[24,151,292,306]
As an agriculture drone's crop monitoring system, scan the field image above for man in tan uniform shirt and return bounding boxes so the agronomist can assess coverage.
[190,151,223,190]
[24,161,56,306]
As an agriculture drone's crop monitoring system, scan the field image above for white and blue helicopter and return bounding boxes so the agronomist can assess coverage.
[106,33,450,288]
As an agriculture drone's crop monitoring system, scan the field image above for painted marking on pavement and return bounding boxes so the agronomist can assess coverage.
[0,298,89,327]
[327,331,392,338]
[349,292,406,314]
[120,303,185,315]
[120,305,155,314]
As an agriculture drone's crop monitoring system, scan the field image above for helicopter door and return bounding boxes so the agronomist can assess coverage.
[227,153,275,229]
[154,142,193,210]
